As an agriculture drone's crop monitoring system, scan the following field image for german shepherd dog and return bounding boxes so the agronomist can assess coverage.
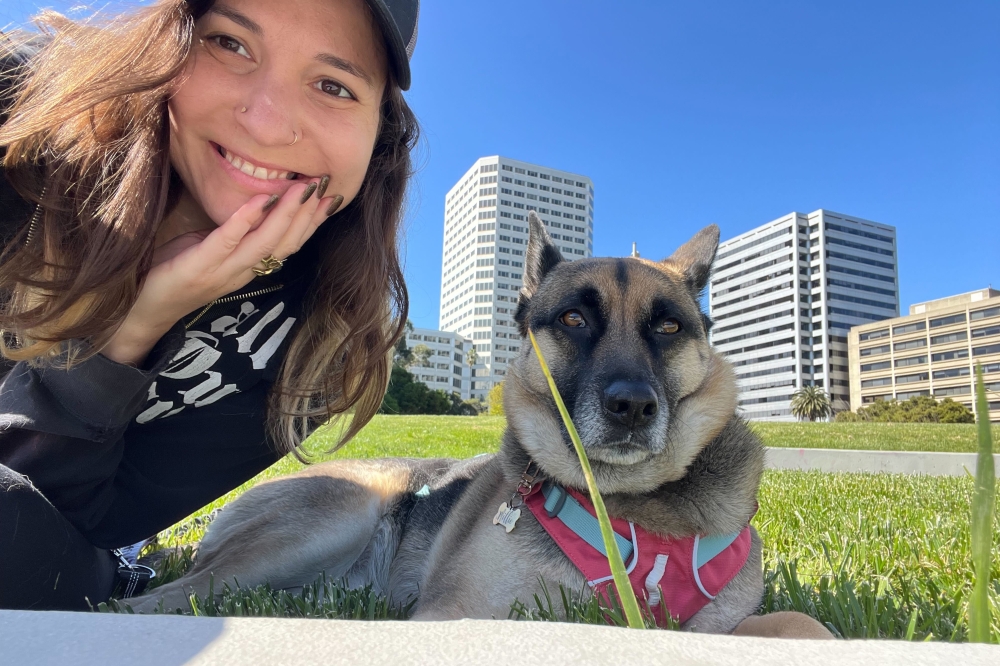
[131,214,830,638]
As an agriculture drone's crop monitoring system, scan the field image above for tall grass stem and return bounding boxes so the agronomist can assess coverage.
[528,330,645,629]
[969,363,996,643]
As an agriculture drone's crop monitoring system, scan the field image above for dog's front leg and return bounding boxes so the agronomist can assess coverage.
[732,611,834,639]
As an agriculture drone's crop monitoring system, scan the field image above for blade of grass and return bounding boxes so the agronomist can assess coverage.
[528,329,645,629]
[969,363,996,643]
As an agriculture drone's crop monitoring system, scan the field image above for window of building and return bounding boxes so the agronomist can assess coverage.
[970,306,1000,321]
[501,165,512,171]
[824,221,894,244]
[972,325,1000,339]
[929,313,966,328]
[514,167,525,174]
[895,372,929,385]
[896,389,930,400]
[862,394,892,403]
[895,356,926,368]
[859,344,890,357]
[935,385,971,397]
[828,264,895,284]
[930,331,967,345]
[931,349,967,362]
[893,339,926,351]
[933,367,970,380]
[861,377,892,388]
[826,250,894,271]
[859,328,890,342]
[860,360,891,372]
[825,236,895,257]
[893,321,926,335]
[973,343,1000,357]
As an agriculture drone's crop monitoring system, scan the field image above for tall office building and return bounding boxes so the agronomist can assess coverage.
[709,210,899,421]
[440,156,595,399]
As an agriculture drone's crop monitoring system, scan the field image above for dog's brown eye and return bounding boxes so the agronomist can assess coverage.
[656,319,680,335]
[559,310,587,328]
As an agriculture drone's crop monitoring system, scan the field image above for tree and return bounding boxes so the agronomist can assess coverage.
[790,385,832,422]
[936,398,975,424]
[837,395,975,423]
[488,381,505,416]
[466,346,479,397]
[408,343,432,369]
[392,320,415,368]
[446,392,480,416]
[379,366,451,415]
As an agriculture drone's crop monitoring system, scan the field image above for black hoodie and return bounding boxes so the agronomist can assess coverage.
[0,42,310,549]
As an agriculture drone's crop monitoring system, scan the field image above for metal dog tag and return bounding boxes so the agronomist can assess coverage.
[493,502,521,533]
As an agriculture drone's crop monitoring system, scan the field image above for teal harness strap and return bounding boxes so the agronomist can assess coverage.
[695,531,743,569]
[541,483,634,563]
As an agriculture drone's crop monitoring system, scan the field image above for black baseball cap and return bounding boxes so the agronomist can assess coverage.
[185,0,419,90]
[366,0,419,90]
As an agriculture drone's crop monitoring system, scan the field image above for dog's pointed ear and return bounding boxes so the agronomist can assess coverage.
[522,211,564,298]
[663,224,720,294]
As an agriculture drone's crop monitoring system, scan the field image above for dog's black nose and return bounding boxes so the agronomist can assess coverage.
[602,381,658,427]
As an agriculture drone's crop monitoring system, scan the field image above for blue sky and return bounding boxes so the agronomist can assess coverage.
[5,1,998,329]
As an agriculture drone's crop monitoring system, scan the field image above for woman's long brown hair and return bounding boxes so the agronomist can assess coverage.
[0,0,415,457]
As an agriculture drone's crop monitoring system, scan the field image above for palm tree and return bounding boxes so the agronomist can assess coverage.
[466,346,478,374]
[790,385,832,422]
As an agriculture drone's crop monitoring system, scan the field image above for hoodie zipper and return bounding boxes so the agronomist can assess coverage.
[184,283,284,330]
[24,185,47,246]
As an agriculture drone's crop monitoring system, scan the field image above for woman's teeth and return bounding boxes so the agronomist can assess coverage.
[221,147,297,180]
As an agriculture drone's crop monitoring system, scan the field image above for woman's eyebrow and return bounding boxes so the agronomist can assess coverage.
[314,53,374,89]
[209,6,263,37]
[208,5,374,90]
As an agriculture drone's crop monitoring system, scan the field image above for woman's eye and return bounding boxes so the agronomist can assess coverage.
[656,319,681,335]
[317,80,355,100]
[559,310,587,328]
[208,35,251,59]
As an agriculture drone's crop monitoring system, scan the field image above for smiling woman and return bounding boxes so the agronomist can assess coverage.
[0,0,420,611]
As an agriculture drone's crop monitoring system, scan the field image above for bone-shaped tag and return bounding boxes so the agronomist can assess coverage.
[492,502,521,533]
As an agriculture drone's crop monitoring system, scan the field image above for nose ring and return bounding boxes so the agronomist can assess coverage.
[288,131,299,146]
[240,106,247,113]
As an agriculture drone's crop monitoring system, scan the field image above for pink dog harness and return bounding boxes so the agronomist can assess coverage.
[523,482,753,627]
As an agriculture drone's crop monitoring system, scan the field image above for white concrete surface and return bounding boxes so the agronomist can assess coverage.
[765,447,1000,477]
[2,609,997,666]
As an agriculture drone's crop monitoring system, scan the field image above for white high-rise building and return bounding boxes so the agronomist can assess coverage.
[709,209,899,421]
[440,156,595,399]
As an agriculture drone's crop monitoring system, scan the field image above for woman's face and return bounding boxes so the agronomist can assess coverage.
[168,0,387,226]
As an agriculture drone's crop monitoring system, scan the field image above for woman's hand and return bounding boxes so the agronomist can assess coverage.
[103,180,339,366]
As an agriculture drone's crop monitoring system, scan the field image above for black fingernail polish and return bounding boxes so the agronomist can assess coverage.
[300,182,318,204]
[325,194,344,217]
[316,175,330,199]
[262,194,280,213]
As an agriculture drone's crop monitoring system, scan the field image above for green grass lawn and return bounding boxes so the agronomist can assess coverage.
[751,421,1000,453]
[141,415,999,641]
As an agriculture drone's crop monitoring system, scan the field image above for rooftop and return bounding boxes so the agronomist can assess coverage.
[909,288,1000,315]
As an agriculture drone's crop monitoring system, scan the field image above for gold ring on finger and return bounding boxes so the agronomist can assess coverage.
[252,254,284,276]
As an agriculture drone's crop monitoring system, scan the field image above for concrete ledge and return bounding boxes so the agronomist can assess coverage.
[2,609,997,666]
[765,447,1000,477]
